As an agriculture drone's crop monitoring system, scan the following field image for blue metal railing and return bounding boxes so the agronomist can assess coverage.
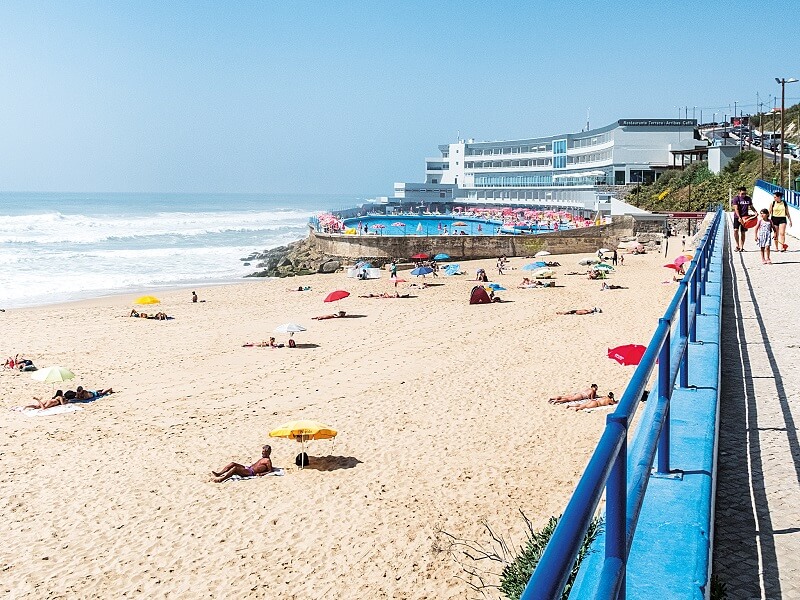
[521,207,725,599]
[755,179,799,207]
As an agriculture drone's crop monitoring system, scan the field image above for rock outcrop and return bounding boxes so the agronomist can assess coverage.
[244,236,363,278]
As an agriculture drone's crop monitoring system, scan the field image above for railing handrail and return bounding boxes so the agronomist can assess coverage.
[755,179,799,207]
[522,207,725,599]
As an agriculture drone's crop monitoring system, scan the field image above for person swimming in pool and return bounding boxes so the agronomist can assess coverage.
[212,445,274,482]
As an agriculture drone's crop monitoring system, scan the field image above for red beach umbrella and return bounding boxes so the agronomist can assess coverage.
[411,253,430,260]
[607,344,647,366]
[391,222,406,227]
[324,290,350,303]
[663,263,681,270]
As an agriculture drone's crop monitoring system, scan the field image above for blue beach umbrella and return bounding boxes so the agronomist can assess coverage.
[522,262,547,271]
[434,253,450,260]
[443,264,461,275]
[411,266,433,276]
[488,283,506,291]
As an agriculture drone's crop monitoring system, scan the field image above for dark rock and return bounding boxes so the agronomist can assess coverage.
[319,260,341,273]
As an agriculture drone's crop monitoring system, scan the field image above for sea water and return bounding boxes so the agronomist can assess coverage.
[0,192,359,308]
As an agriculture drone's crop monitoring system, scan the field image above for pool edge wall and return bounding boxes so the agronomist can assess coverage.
[310,216,650,260]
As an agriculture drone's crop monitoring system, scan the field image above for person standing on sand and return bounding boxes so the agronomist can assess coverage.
[731,186,754,252]
[390,261,397,279]
[212,445,274,482]
[192,291,198,303]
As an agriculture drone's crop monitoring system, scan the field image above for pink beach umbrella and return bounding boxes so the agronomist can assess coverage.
[673,255,689,266]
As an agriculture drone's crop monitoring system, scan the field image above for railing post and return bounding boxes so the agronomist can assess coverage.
[606,414,628,600]
[696,250,704,316]
[656,319,672,475]
[678,282,689,388]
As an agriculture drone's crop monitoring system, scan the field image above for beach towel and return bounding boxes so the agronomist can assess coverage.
[11,404,84,417]
[222,468,286,482]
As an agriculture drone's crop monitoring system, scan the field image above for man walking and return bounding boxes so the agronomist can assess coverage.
[732,186,754,252]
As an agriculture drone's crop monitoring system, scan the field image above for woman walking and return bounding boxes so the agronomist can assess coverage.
[769,191,792,252]
[755,209,777,264]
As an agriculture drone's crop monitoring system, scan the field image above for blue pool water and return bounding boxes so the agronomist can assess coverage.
[342,215,503,236]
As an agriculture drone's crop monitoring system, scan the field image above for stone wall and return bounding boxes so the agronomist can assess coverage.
[310,216,650,259]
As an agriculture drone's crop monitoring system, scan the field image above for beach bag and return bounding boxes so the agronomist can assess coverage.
[741,215,758,229]
[295,452,309,467]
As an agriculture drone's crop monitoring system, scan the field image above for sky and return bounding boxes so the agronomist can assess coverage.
[1,1,798,195]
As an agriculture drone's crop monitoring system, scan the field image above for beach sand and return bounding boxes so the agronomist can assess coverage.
[1,249,680,598]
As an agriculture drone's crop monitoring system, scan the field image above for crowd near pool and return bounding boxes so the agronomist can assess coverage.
[313,208,598,236]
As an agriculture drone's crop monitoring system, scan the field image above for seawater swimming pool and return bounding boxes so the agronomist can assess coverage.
[341,215,504,236]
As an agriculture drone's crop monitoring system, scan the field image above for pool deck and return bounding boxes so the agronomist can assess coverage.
[713,238,800,599]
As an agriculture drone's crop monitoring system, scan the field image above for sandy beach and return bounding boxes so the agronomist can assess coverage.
[2,248,681,599]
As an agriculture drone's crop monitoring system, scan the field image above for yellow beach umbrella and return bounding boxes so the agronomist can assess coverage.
[269,420,337,441]
[269,420,337,469]
[135,295,161,305]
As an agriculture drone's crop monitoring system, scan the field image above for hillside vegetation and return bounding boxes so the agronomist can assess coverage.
[627,103,799,212]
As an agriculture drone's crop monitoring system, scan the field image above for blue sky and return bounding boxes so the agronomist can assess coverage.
[1,1,797,195]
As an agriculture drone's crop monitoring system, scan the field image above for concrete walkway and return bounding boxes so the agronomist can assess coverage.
[714,225,800,599]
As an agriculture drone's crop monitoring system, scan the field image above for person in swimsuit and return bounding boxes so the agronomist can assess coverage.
[549,384,599,404]
[574,392,617,411]
[312,311,346,320]
[557,307,602,315]
[24,390,69,410]
[75,386,114,400]
[212,445,274,482]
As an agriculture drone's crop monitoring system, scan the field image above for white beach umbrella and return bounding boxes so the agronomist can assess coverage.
[533,268,556,279]
[31,365,75,384]
[274,323,307,337]
[598,248,612,254]
[534,251,551,258]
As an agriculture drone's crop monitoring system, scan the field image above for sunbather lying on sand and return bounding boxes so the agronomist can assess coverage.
[573,392,617,411]
[549,384,598,404]
[601,283,628,290]
[312,311,346,320]
[557,307,601,315]
[212,445,274,482]
[359,292,410,298]
[24,390,69,410]
[75,386,114,400]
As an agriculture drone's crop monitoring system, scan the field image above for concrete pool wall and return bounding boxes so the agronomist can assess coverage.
[309,215,659,260]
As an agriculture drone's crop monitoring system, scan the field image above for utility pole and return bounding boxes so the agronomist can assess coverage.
[759,102,764,179]
[776,77,800,188]
[773,96,778,166]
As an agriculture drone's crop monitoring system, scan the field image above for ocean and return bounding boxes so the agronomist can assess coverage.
[0,192,361,309]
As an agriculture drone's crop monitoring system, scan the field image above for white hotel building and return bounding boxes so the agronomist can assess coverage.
[391,119,704,211]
